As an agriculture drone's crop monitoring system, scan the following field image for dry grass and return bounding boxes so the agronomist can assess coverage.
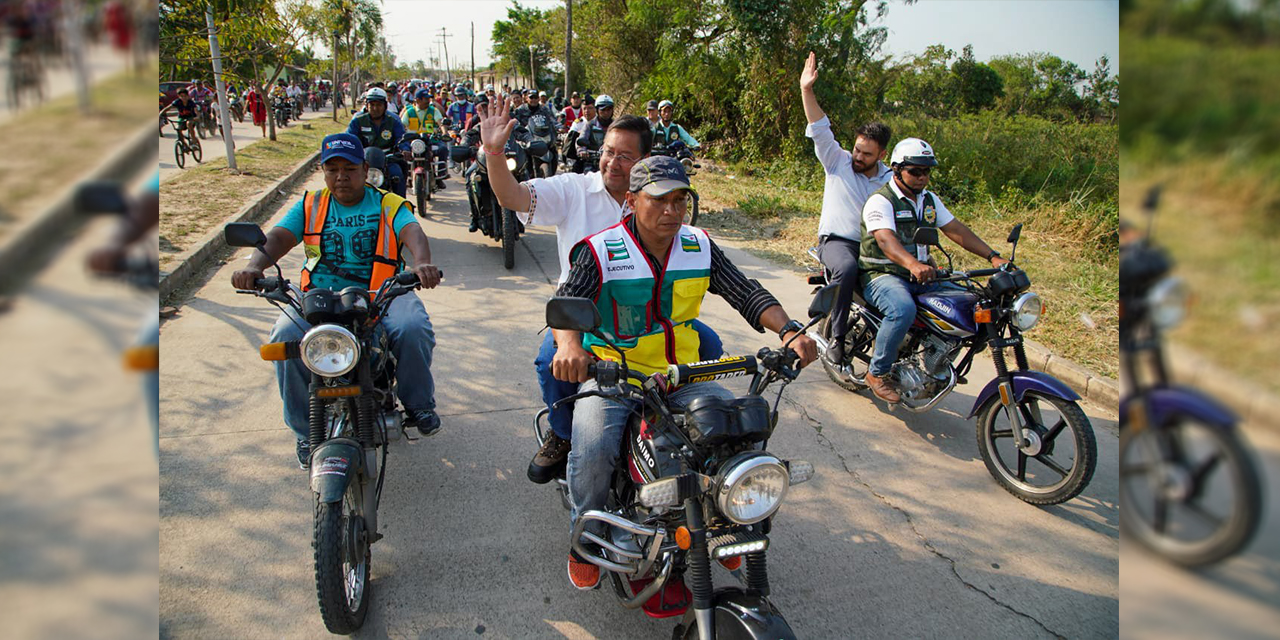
[158,118,345,268]
[0,68,157,239]
[693,163,1119,378]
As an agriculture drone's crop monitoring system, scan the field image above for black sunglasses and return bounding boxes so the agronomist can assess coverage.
[904,167,932,177]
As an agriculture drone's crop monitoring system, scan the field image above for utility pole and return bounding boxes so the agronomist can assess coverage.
[470,22,475,87]
[332,31,339,121]
[206,4,237,171]
[564,0,572,98]
[437,28,451,83]
[528,45,536,91]
[61,0,89,110]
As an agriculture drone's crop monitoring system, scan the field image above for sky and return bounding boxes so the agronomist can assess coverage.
[362,0,1118,75]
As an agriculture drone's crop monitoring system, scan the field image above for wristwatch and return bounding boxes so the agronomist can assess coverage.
[985,249,1002,261]
[778,319,805,342]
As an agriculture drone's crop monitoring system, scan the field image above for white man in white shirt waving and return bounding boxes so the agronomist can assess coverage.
[858,138,1010,403]
[799,51,893,375]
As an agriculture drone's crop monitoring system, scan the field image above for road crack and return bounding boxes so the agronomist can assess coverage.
[780,393,1068,640]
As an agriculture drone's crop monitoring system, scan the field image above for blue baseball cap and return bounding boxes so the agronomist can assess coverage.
[321,133,365,165]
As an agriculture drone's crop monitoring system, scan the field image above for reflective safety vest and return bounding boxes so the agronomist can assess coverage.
[401,104,440,134]
[581,221,713,377]
[859,181,939,285]
[300,187,407,292]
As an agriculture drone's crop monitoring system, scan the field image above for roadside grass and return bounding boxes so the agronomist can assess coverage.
[1121,157,1280,394]
[158,118,345,268]
[693,162,1119,378]
[0,67,156,239]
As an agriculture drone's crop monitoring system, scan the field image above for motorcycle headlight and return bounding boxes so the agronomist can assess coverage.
[367,168,384,188]
[716,454,790,525]
[300,324,360,378]
[410,139,427,155]
[506,157,518,171]
[1010,292,1044,331]
[1147,276,1189,330]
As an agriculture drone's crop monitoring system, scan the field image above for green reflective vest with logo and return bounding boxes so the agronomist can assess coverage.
[353,112,396,151]
[581,221,713,378]
[401,104,439,135]
[859,182,939,286]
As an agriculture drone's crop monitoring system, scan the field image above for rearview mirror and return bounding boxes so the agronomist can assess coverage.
[75,181,129,215]
[1143,185,1162,211]
[808,283,839,318]
[1007,223,1023,244]
[912,227,940,246]
[546,297,601,332]
[224,222,266,248]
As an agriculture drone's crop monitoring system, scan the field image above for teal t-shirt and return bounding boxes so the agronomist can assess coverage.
[276,186,417,290]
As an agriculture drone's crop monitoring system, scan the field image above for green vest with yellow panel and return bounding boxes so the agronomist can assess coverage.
[581,221,713,377]
[858,181,939,286]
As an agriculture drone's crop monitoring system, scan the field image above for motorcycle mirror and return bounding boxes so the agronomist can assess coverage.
[1143,185,1162,212]
[75,181,129,216]
[912,227,940,247]
[224,222,267,248]
[808,282,839,319]
[546,296,602,332]
[1006,223,1023,245]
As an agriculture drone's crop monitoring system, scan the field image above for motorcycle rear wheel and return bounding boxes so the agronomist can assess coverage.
[976,391,1096,505]
[818,313,871,391]
[1119,417,1262,566]
[502,208,517,270]
[314,491,370,634]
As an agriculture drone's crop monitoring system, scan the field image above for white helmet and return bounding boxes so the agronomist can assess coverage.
[890,137,938,168]
[364,87,388,103]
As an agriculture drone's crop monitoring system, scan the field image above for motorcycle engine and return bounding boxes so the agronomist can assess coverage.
[921,333,961,377]
[892,334,959,401]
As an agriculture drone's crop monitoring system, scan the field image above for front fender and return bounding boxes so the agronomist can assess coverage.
[967,370,1082,419]
[703,587,796,640]
[1119,386,1236,430]
[309,437,363,503]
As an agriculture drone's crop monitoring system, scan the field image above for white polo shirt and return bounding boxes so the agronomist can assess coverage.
[805,116,892,242]
[863,178,955,263]
[516,171,629,284]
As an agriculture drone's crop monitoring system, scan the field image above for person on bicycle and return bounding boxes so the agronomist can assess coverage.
[347,88,409,197]
[230,133,443,469]
[165,88,200,141]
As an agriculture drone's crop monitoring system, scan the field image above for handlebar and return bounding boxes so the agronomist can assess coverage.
[667,356,759,386]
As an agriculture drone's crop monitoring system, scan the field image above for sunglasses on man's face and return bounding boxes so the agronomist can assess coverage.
[904,167,932,177]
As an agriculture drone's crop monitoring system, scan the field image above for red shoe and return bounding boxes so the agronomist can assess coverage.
[567,552,601,590]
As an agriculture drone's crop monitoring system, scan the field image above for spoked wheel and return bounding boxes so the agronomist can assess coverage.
[1119,417,1262,566]
[976,391,1096,505]
[314,489,370,634]
[818,312,871,392]
[190,135,203,163]
[502,208,517,270]
[414,173,427,217]
[174,139,186,169]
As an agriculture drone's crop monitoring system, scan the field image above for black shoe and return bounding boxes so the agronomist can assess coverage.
[823,342,845,368]
[435,180,446,190]
[296,439,311,470]
[408,409,441,438]
[528,432,571,484]
[468,219,479,232]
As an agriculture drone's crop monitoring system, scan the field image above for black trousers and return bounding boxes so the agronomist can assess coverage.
[819,235,861,351]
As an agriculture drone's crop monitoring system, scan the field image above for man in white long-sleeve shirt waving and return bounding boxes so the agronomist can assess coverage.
[799,51,894,374]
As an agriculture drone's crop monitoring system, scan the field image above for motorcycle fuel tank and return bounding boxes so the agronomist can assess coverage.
[916,290,980,337]
[627,414,683,484]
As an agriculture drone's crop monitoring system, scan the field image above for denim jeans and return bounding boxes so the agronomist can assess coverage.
[269,293,436,441]
[567,379,735,537]
[863,274,955,376]
[533,320,724,440]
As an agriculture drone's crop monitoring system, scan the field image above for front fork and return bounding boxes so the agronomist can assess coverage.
[989,326,1039,450]
[309,367,382,539]
[684,498,773,640]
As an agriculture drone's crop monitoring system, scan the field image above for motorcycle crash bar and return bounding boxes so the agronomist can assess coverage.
[260,341,301,361]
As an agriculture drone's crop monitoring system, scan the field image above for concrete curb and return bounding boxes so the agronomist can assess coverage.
[158,150,320,300]
[0,122,157,292]
[1022,339,1118,409]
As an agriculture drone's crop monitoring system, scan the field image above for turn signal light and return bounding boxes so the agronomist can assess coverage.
[675,526,691,550]
[317,385,362,398]
[123,346,158,371]
[260,342,289,361]
[973,308,993,324]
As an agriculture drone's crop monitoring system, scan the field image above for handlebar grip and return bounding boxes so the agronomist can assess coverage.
[254,276,281,290]
[668,356,759,387]
[967,267,1001,277]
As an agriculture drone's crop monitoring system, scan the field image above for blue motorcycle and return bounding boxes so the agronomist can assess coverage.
[1118,187,1262,565]
[806,223,1097,504]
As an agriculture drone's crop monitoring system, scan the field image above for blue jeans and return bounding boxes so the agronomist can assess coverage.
[863,275,955,376]
[568,379,734,536]
[534,320,724,440]
[269,293,436,441]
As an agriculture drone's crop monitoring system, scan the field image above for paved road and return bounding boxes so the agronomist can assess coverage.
[159,171,1119,639]
[158,106,336,182]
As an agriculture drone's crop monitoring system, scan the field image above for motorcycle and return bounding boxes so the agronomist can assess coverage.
[806,224,1097,505]
[198,99,218,138]
[465,126,533,269]
[273,96,291,127]
[1118,186,1263,565]
[448,124,474,176]
[574,148,602,174]
[652,139,701,176]
[229,93,244,123]
[364,146,405,199]
[536,291,834,639]
[528,110,558,178]
[310,90,321,112]
[402,123,451,217]
[224,221,440,635]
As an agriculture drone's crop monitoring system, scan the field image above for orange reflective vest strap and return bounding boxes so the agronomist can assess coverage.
[298,188,408,292]
[299,189,331,292]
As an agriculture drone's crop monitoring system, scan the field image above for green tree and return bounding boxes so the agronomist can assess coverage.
[950,44,1003,112]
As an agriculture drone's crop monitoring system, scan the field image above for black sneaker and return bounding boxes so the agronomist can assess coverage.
[528,432,571,484]
[408,409,441,438]
[296,439,311,470]
[823,341,845,369]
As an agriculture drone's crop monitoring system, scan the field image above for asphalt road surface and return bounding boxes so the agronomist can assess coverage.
[159,170,1120,639]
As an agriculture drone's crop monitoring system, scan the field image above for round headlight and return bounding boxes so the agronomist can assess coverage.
[505,157,518,171]
[367,168,385,188]
[300,324,360,377]
[716,454,790,524]
[1147,276,1188,330]
[410,139,427,155]
[1010,292,1044,331]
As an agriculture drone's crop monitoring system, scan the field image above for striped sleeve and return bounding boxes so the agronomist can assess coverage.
[706,240,780,333]
[556,241,601,300]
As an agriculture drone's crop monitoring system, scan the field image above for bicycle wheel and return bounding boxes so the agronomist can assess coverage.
[191,136,203,162]
[174,139,186,169]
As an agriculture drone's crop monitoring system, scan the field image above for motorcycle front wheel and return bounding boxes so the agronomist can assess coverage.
[414,173,427,217]
[976,391,1096,505]
[1119,417,1262,566]
[502,208,517,270]
[313,489,370,634]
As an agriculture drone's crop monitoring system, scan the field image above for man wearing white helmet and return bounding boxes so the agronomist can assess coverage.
[857,136,1009,403]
